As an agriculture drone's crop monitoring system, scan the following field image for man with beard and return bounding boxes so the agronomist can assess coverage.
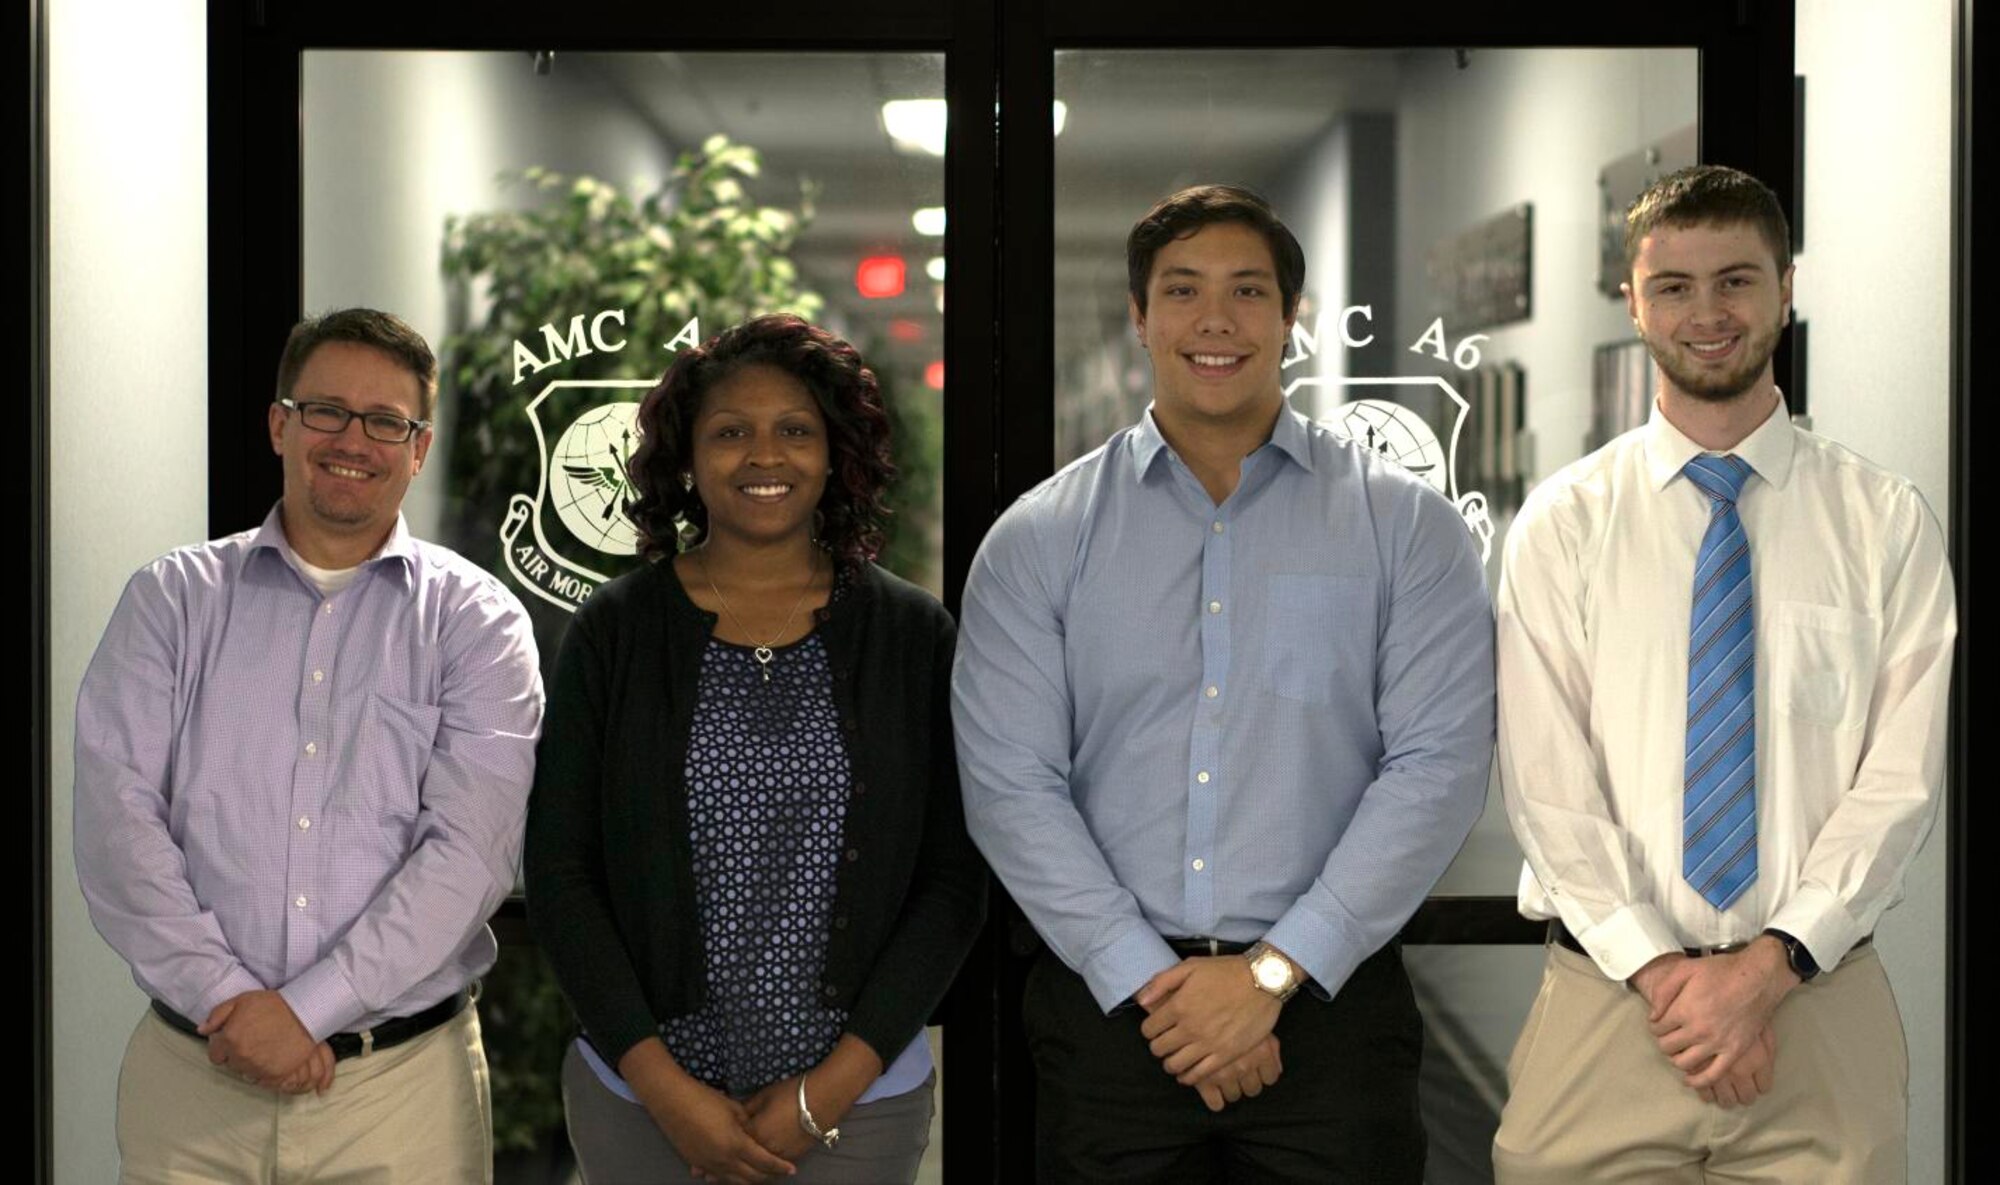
[75,308,543,1182]
[1491,166,1954,1182]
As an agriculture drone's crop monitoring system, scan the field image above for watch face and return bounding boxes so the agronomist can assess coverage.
[1253,954,1291,991]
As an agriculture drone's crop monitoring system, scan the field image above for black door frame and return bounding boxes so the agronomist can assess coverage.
[982,5,1797,1177]
[203,1,1004,1173]
[176,4,1977,1184]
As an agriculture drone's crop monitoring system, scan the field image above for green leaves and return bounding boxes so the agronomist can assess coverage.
[436,135,823,571]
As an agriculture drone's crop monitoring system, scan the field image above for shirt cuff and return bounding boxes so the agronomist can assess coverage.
[1574,904,1684,982]
[190,966,270,1024]
[1762,886,1863,970]
[1080,926,1180,1014]
[280,960,366,1043]
[1264,902,1364,999]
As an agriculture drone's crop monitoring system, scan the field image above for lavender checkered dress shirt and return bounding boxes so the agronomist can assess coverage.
[75,507,544,1041]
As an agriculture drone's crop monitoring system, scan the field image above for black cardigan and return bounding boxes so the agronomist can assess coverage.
[523,558,987,1068]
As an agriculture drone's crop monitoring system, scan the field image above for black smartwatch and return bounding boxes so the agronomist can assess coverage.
[1763,928,1821,982]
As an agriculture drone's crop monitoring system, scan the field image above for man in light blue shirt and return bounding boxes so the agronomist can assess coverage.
[953,185,1494,1182]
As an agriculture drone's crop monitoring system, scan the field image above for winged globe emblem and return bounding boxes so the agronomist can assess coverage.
[500,380,654,612]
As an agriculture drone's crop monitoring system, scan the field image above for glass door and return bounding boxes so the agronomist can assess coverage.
[209,7,999,1179]
[205,4,1800,1181]
[1049,44,1700,1178]
[297,47,953,1179]
[989,7,1795,1182]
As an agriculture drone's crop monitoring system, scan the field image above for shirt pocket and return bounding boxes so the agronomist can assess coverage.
[1766,601,1878,730]
[350,691,443,820]
[1262,573,1367,705]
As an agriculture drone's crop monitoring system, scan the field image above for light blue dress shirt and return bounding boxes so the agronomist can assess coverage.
[953,405,1495,1012]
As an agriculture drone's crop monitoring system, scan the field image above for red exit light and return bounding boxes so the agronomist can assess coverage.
[855,256,906,299]
[924,360,945,390]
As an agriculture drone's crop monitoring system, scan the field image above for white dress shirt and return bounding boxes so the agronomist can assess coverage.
[1496,398,1955,981]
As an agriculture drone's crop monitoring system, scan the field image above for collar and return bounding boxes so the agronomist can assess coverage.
[1130,401,1316,483]
[1642,391,1796,493]
[248,504,419,586]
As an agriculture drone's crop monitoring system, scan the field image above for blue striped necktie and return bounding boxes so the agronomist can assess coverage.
[1682,453,1758,910]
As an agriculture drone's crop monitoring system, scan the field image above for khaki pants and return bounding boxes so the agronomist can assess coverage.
[116,1005,493,1184]
[1493,942,1907,1184]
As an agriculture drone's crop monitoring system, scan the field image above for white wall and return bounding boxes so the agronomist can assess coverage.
[1386,47,1699,898]
[1796,3,1955,1180]
[49,1,209,1180]
[1286,115,1356,409]
[1393,46,1698,491]
[302,50,675,540]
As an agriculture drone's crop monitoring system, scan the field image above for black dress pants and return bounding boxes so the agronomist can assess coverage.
[1023,940,1426,1184]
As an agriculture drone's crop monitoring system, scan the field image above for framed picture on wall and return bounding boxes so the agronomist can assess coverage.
[1590,339,1653,453]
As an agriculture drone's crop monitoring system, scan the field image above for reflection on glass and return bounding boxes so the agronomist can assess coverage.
[304,49,947,1179]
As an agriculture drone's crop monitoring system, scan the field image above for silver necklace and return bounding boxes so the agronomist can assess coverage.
[696,549,820,683]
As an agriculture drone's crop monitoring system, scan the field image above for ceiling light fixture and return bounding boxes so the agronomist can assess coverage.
[882,99,948,157]
[911,207,947,237]
[881,98,1070,157]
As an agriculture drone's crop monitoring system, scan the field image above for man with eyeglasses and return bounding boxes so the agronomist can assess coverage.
[75,308,544,1182]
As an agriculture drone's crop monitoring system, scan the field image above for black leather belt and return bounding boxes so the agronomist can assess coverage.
[150,989,471,1061]
[1166,937,1253,957]
[1550,920,1870,962]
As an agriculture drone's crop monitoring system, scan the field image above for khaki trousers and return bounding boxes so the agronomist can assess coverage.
[1493,942,1907,1184]
[116,1005,493,1184]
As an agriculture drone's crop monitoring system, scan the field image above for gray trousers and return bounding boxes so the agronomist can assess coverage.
[561,1043,934,1185]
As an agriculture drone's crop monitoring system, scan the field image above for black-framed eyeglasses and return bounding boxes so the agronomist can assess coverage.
[278,397,431,444]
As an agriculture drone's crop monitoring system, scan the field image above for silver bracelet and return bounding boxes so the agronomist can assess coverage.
[796,1071,840,1150]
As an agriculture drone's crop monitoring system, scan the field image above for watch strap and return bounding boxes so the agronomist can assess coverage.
[1763,928,1821,982]
[1245,941,1302,1002]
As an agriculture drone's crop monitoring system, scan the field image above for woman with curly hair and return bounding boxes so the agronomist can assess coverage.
[525,314,986,1184]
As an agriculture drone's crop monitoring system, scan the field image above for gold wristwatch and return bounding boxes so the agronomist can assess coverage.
[1245,941,1301,1002]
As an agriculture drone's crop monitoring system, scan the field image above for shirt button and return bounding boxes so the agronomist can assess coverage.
[1191,858,1206,872]
[304,742,317,757]
[323,603,334,615]
[823,984,839,999]
[1212,521,1225,534]
[311,670,324,684]
[295,896,308,910]
[297,817,311,830]
[1196,770,1210,784]
[1205,685,1219,699]
[845,848,861,862]
[1207,600,1223,614]
[833,915,849,930]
